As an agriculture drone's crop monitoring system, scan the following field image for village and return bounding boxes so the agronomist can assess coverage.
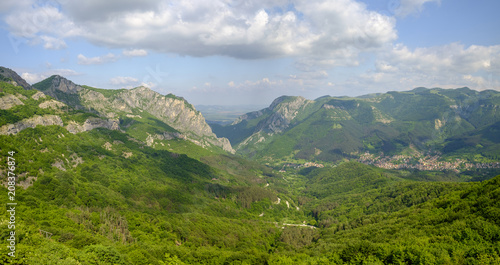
[276,152,500,173]
[358,151,500,172]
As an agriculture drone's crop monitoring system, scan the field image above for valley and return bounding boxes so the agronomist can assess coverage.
[1,67,500,264]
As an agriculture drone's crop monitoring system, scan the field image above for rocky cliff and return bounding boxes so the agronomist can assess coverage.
[260,96,312,133]
[80,86,234,153]
[31,75,234,153]
[66,118,120,134]
[0,114,122,136]
[0,94,24,109]
[35,75,83,95]
[228,96,313,151]
[32,75,85,109]
[0,67,32,90]
[233,96,313,134]
[0,115,63,135]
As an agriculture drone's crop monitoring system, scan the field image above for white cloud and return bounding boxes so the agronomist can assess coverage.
[463,75,486,86]
[4,4,81,39]
[63,0,161,22]
[2,0,396,67]
[77,53,118,65]
[21,68,80,84]
[375,61,396,72]
[140,81,156,88]
[0,0,31,13]
[110,76,139,86]
[291,70,329,81]
[40,35,67,50]
[50,68,81,77]
[123,49,148,57]
[12,0,497,98]
[21,72,46,84]
[395,0,440,17]
[341,43,500,94]
[380,43,500,76]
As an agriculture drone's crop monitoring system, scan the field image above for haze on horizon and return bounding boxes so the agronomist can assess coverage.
[1,0,499,106]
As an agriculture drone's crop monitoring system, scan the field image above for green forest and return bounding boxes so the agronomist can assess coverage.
[1,76,500,264]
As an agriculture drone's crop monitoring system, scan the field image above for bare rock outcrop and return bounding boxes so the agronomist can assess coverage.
[39,99,67,109]
[30,74,235,153]
[81,86,235,153]
[31,91,46,100]
[0,115,63,135]
[233,96,312,135]
[0,94,24,110]
[65,118,120,134]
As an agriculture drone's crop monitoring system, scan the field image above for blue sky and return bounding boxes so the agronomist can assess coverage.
[1,0,499,105]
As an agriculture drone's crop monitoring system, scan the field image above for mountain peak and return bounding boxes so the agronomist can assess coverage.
[33,75,83,95]
[410,87,429,93]
[268,95,306,110]
[0,66,32,90]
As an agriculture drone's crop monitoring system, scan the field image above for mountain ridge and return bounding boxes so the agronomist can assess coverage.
[0,66,32,90]
[211,87,500,166]
[30,74,234,153]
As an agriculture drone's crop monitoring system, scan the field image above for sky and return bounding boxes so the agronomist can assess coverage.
[1,0,499,106]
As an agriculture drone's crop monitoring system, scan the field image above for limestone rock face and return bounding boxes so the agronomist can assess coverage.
[233,96,312,134]
[80,86,235,153]
[65,118,120,134]
[231,110,265,125]
[38,100,67,109]
[0,115,63,135]
[34,75,85,109]
[122,87,212,135]
[263,96,312,133]
[45,75,83,94]
[31,91,47,100]
[83,117,120,131]
[230,96,314,151]
[0,94,24,110]
[30,74,234,153]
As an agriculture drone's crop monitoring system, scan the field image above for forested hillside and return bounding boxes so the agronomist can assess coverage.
[213,88,500,175]
[1,69,500,264]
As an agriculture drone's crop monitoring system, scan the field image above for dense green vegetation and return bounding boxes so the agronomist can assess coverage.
[210,109,272,146]
[214,87,500,168]
[82,85,127,98]
[0,82,59,126]
[0,125,285,264]
[304,163,500,265]
[31,75,56,91]
[2,75,500,264]
[121,111,178,141]
[1,125,499,264]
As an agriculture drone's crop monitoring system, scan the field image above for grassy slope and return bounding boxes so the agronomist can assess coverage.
[2,81,500,264]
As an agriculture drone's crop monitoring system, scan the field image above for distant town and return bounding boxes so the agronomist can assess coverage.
[358,151,500,172]
[277,152,500,173]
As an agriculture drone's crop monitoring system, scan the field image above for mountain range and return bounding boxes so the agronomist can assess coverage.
[1,67,233,153]
[1,66,500,264]
[211,87,500,167]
